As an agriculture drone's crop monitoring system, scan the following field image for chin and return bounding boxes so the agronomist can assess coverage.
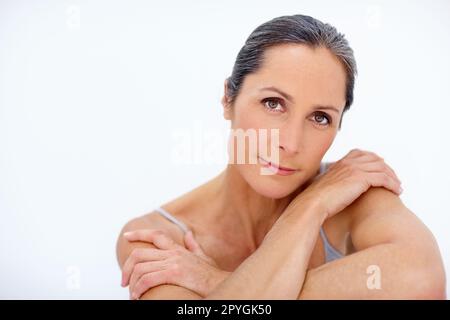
[240,166,304,199]
[252,183,295,199]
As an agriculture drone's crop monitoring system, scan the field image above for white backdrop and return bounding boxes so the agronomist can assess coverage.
[1,0,449,299]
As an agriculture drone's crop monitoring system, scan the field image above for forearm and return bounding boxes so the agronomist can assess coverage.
[298,242,447,299]
[205,198,326,299]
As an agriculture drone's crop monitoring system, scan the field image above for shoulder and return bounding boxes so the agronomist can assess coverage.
[324,187,430,255]
[348,187,404,215]
[347,187,410,230]
[115,211,185,268]
[346,187,437,251]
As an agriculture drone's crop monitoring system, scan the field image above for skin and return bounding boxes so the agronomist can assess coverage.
[116,43,446,299]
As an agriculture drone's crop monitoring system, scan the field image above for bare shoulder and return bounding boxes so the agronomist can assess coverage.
[322,187,426,255]
[347,187,418,230]
[345,187,439,251]
[347,187,407,219]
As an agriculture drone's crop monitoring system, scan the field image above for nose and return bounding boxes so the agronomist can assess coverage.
[278,120,302,156]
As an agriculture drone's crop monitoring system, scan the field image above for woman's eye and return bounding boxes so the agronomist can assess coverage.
[262,98,284,113]
[313,112,331,126]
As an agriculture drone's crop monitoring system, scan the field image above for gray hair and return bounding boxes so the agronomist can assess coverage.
[226,14,357,129]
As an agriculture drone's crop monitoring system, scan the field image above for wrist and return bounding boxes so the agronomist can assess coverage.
[285,193,328,226]
[203,269,230,297]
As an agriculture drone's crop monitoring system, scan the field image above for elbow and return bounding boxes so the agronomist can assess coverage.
[407,264,447,300]
[419,274,446,300]
[413,282,447,300]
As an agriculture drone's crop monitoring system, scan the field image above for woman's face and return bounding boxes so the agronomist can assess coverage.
[222,43,347,199]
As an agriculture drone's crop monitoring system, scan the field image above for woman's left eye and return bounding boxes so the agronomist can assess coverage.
[313,112,332,126]
[261,98,284,113]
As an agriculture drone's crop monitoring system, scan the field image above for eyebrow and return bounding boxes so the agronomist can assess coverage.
[259,86,341,114]
[260,86,295,103]
[311,105,340,114]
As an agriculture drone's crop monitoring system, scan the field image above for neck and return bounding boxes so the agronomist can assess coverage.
[206,164,300,251]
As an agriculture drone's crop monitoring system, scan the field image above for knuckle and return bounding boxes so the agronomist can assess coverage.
[153,230,166,237]
[169,264,182,277]
[133,263,144,274]
[142,274,153,286]
[340,157,351,166]
[130,248,141,259]
[171,256,183,268]
[133,248,146,258]
[384,167,393,176]
[372,153,383,161]
[367,151,383,161]
[173,248,184,256]
[347,163,359,174]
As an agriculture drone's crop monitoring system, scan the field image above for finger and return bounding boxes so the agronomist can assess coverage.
[129,261,168,296]
[343,151,394,180]
[123,229,179,250]
[184,231,204,255]
[131,270,168,299]
[358,160,401,186]
[382,161,401,185]
[351,153,401,184]
[122,248,167,287]
[366,171,402,195]
[347,148,362,156]
[350,152,381,163]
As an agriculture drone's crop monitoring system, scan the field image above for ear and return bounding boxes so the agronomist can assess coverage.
[221,78,232,120]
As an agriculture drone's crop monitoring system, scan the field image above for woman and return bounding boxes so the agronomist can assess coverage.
[116,14,446,299]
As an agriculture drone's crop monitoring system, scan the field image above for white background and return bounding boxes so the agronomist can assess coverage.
[1,0,449,299]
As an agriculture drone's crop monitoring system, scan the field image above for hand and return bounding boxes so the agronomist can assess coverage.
[293,148,402,220]
[121,229,229,299]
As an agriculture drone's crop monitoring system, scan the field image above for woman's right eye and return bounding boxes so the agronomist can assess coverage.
[261,98,285,113]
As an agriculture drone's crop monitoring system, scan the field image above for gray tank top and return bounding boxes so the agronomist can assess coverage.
[153,162,344,263]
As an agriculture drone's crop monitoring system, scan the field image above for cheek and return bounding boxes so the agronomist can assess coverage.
[316,133,335,158]
[303,126,336,155]
[229,104,269,157]
[232,103,265,130]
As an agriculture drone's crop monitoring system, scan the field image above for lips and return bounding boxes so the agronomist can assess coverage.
[258,156,298,175]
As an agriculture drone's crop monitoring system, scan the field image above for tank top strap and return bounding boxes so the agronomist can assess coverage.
[319,226,344,263]
[154,207,190,234]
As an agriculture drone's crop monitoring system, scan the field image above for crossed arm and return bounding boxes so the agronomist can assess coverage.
[298,187,446,299]
[117,187,446,299]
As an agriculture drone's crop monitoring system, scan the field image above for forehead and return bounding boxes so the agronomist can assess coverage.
[242,43,347,108]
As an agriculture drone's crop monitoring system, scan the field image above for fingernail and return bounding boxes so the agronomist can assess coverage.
[399,187,403,194]
[123,232,131,237]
